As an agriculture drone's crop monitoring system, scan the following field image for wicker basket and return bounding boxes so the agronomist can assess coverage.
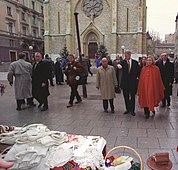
[105,146,144,170]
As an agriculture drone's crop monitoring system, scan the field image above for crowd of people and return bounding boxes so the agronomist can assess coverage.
[6,50,176,119]
[95,51,175,119]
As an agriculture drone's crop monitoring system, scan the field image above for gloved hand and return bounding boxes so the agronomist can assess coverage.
[9,82,13,86]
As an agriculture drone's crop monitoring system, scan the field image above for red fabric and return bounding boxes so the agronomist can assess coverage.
[138,65,165,111]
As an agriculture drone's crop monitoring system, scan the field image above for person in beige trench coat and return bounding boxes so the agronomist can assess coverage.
[96,57,118,113]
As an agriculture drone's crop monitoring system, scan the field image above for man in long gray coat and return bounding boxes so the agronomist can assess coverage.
[7,52,36,110]
[96,57,118,113]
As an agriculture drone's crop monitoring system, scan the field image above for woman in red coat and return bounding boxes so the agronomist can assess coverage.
[138,56,165,119]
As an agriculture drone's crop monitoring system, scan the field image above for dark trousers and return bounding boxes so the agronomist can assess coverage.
[144,107,150,116]
[69,83,81,104]
[42,97,48,108]
[49,77,54,85]
[16,97,34,109]
[123,89,135,112]
[162,95,170,106]
[35,96,48,108]
[103,99,114,111]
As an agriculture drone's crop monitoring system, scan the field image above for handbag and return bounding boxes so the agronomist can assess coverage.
[75,74,86,85]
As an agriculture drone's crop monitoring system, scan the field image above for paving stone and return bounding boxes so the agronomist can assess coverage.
[147,129,167,137]
[128,129,147,137]
[159,138,178,149]
[138,138,160,149]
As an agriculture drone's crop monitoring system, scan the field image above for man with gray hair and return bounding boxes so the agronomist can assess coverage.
[96,57,118,113]
[7,52,36,111]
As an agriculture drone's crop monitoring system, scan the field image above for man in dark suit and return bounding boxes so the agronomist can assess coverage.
[156,53,174,107]
[119,50,139,116]
[32,52,50,111]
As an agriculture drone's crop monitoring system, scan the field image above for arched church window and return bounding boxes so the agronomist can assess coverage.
[83,0,103,18]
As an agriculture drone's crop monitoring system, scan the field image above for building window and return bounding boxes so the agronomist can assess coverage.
[32,1,35,10]
[41,31,44,37]
[33,29,37,37]
[32,15,36,25]
[41,20,44,28]
[10,39,14,47]
[7,6,12,16]
[41,6,43,14]
[22,12,26,21]
[22,26,26,35]
[8,22,13,33]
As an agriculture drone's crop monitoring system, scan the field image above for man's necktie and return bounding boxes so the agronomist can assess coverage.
[127,60,130,73]
[34,63,38,70]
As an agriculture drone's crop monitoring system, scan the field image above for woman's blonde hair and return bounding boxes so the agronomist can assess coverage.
[147,55,155,64]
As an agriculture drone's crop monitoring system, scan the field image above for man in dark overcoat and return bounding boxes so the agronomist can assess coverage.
[32,52,50,111]
[119,50,139,116]
[156,53,174,107]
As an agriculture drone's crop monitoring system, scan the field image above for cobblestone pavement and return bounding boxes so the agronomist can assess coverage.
[0,70,178,169]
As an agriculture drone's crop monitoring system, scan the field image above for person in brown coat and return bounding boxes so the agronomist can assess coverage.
[64,54,85,108]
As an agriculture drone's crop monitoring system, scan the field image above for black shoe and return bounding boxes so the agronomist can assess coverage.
[104,110,108,113]
[111,110,115,113]
[167,103,170,107]
[131,112,136,116]
[41,106,48,111]
[16,108,22,111]
[51,84,55,86]
[67,104,73,108]
[75,100,82,104]
[123,111,129,114]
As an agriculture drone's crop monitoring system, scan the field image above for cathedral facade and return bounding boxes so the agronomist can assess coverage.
[44,0,147,58]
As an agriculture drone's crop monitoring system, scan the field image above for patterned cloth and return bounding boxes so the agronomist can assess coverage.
[0,125,14,134]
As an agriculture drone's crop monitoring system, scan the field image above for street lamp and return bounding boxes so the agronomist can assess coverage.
[121,45,125,58]
[29,45,33,62]
[29,46,33,50]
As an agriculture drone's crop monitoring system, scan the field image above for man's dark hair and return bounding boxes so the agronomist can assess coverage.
[18,52,26,59]
[45,54,49,59]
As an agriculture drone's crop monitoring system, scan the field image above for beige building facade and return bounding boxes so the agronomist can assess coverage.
[0,0,44,62]
[175,13,178,56]
[44,0,147,59]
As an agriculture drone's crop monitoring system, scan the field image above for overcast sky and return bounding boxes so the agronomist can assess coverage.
[146,0,178,40]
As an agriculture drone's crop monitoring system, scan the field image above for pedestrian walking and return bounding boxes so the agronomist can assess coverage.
[96,57,118,113]
[44,54,55,86]
[7,52,36,111]
[156,53,174,107]
[32,52,50,111]
[138,56,165,119]
[118,50,139,116]
[64,54,84,108]
[54,57,63,85]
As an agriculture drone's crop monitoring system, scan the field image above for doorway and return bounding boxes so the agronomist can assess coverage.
[9,51,17,62]
[88,42,98,59]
